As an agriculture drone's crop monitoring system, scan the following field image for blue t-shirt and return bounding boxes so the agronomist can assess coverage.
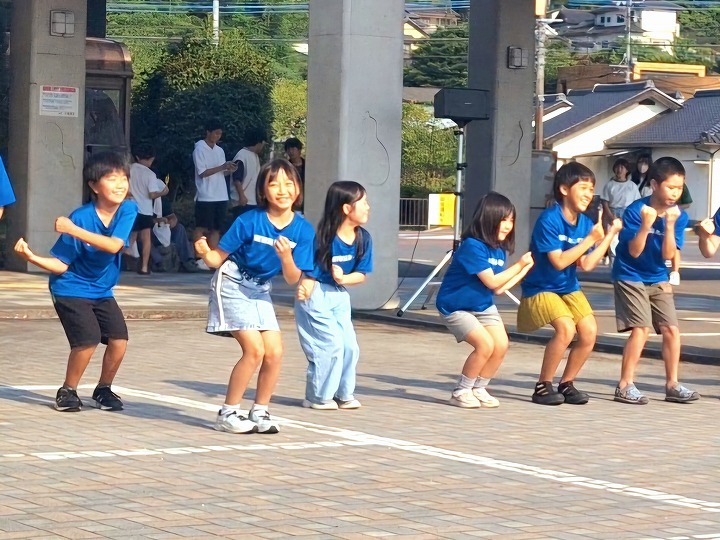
[49,200,138,299]
[436,238,505,316]
[0,156,15,207]
[713,207,720,234]
[612,197,688,284]
[219,208,315,281]
[522,203,594,297]
[309,228,373,284]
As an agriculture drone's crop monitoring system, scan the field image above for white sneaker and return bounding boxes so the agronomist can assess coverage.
[214,411,257,434]
[302,399,338,410]
[472,387,500,408]
[249,407,280,433]
[449,389,481,408]
[335,398,361,410]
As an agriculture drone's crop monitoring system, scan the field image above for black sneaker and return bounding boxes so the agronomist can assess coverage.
[55,386,83,412]
[531,381,565,405]
[92,385,124,411]
[558,381,589,405]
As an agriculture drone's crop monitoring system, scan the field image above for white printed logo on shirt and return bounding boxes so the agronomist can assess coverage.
[558,234,585,245]
[488,258,504,266]
[253,234,297,249]
[332,254,353,263]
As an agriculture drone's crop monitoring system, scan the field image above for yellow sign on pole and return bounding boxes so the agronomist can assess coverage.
[428,193,456,227]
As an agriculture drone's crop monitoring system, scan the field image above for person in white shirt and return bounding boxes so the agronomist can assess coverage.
[229,127,267,220]
[601,157,641,264]
[128,143,168,275]
[193,120,237,249]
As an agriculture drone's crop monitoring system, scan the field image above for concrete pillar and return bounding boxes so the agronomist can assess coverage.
[465,0,535,256]
[306,0,404,309]
[6,0,87,271]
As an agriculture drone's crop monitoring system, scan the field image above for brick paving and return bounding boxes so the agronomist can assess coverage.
[1,314,720,539]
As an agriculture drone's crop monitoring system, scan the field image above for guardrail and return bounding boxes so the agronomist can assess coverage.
[399,198,429,230]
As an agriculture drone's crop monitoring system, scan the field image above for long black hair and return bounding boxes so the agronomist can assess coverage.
[316,181,367,272]
[461,191,516,253]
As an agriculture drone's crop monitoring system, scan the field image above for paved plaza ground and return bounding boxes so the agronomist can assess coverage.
[1,313,720,539]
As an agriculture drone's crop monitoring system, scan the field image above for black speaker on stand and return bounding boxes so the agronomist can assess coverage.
[398,87,490,317]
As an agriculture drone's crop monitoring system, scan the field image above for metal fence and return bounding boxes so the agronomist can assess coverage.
[399,198,428,230]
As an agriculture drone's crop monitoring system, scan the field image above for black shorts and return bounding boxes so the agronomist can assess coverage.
[195,201,228,231]
[132,213,155,232]
[53,296,128,349]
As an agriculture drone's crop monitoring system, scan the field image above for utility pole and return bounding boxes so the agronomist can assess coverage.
[625,0,632,83]
[534,0,547,151]
[212,0,220,46]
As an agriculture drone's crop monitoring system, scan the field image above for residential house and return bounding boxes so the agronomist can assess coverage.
[550,2,682,54]
[403,8,460,62]
[607,90,720,220]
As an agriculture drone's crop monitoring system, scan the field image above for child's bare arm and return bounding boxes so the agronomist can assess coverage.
[275,236,302,284]
[628,205,656,258]
[495,260,534,296]
[697,218,720,258]
[55,217,125,254]
[661,206,681,261]
[194,237,229,268]
[478,252,533,291]
[579,218,623,271]
[332,265,366,286]
[14,238,68,274]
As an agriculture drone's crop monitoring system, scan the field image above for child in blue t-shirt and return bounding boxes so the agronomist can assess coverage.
[0,155,15,220]
[195,158,315,434]
[518,162,621,406]
[14,152,138,412]
[696,206,720,259]
[612,157,699,405]
[294,181,373,410]
[436,192,534,409]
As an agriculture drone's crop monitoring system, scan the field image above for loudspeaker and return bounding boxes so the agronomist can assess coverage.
[433,88,490,124]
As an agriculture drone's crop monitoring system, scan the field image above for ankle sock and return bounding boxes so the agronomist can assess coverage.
[251,404,268,413]
[474,377,491,389]
[456,374,475,391]
[220,403,240,416]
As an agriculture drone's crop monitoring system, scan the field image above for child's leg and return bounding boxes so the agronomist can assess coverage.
[295,289,345,404]
[619,327,650,387]
[539,316,575,382]
[449,325,494,408]
[479,324,508,380]
[335,291,360,404]
[226,329,265,405]
[255,330,283,406]
[139,228,152,273]
[99,338,127,386]
[659,325,680,385]
[65,345,98,388]
[560,314,596,383]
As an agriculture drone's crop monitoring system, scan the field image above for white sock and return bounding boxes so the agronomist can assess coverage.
[251,403,268,413]
[453,374,475,395]
[220,403,240,416]
[474,377,491,390]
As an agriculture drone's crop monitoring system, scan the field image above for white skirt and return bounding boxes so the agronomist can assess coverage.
[206,260,279,335]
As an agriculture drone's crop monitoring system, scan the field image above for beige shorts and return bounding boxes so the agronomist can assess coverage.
[613,280,678,334]
[441,306,503,342]
[517,290,593,333]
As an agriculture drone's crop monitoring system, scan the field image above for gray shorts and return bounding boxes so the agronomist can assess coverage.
[440,306,503,342]
[613,280,678,334]
[206,260,280,335]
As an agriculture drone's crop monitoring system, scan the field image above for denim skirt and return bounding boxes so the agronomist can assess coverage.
[206,260,279,335]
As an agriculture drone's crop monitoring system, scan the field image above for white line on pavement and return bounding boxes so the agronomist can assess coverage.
[5,384,720,513]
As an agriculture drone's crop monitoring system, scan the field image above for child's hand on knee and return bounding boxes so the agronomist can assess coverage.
[297,278,316,301]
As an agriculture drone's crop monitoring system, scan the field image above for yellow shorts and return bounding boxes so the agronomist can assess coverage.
[517,290,593,332]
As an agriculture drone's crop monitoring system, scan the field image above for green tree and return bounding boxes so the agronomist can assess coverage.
[544,41,578,93]
[131,30,274,203]
[272,79,307,142]
[401,104,457,197]
[404,25,469,88]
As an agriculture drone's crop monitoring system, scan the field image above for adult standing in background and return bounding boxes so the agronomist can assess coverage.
[631,154,653,197]
[192,119,237,249]
[229,127,267,220]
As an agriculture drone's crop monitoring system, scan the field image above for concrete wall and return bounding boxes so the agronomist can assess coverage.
[306,0,404,309]
[6,0,87,271]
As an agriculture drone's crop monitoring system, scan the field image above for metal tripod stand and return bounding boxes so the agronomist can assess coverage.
[397,122,467,317]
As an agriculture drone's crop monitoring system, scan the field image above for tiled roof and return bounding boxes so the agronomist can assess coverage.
[544,81,681,142]
[607,89,720,146]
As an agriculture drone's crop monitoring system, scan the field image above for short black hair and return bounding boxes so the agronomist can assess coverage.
[284,137,303,152]
[84,152,130,185]
[636,153,652,166]
[613,158,630,175]
[648,156,685,184]
[204,118,223,133]
[462,191,516,253]
[132,142,155,161]
[245,127,267,147]
[553,162,595,202]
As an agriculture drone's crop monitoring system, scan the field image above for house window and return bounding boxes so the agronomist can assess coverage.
[600,16,606,23]
[617,15,625,23]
